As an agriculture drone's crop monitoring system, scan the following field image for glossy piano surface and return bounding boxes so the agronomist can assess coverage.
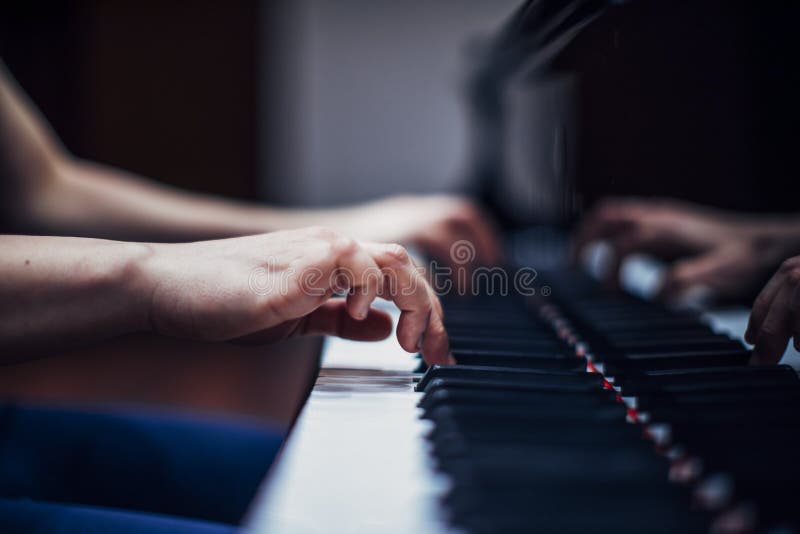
[245,271,800,533]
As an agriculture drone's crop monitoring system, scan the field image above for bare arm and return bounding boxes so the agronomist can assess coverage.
[0,60,294,241]
[0,61,502,262]
[0,229,452,366]
[0,235,152,360]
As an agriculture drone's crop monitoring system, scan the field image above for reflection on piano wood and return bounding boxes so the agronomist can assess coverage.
[247,271,800,533]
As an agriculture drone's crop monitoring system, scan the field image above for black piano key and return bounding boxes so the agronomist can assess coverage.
[421,376,609,396]
[422,269,800,533]
[418,387,615,412]
[446,484,706,534]
[449,337,563,352]
[615,365,799,395]
[450,354,586,370]
[423,402,628,425]
[599,347,750,362]
[607,336,744,353]
[415,364,603,392]
[599,349,751,374]
[451,347,567,359]
[636,388,800,411]
[428,421,645,448]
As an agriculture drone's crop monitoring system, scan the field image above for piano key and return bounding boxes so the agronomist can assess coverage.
[614,365,799,395]
[418,387,615,412]
[415,364,604,392]
[450,353,586,370]
[599,349,752,374]
[421,376,609,396]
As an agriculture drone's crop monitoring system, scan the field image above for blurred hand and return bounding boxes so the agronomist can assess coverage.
[745,257,800,364]
[142,227,452,365]
[572,197,800,302]
[296,195,503,269]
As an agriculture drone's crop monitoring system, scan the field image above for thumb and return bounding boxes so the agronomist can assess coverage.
[297,300,393,341]
[232,300,393,345]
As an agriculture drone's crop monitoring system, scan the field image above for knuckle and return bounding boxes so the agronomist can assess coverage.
[384,243,410,265]
[427,320,446,338]
[330,236,359,256]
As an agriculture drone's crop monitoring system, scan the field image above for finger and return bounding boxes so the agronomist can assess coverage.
[363,242,439,355]
[793,288,800,352]
[745,268,787,344]
[232,301,393,345]
[751,282,793,365]
[604,230,648,289]
[658,252,729,302]
[412,265,451,364]
[571,199,637,263]
[456,207,504,265]
[420,284,453,366]
[278,236,379,322]
[328,240,382,321]
[345,261,381,320]
[300,300,393,341]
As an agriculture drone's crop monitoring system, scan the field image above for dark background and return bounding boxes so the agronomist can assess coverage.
[3,0,798,220]
[554,0,800,215]
[1,0,262,200]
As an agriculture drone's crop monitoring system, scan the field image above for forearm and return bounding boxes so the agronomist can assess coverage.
[0,235,152,361]
[11,157,302,242]
[1,60,303,242]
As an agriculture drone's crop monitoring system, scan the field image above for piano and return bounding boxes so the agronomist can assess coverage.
[243,229,800,533]
[245,1,800,531]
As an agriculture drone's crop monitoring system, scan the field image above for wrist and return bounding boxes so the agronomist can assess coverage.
[116,241,160,334]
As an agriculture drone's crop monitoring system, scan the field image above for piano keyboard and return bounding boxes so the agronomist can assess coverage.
[247,270,800,533]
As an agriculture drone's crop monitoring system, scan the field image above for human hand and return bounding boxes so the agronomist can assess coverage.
[288,195,503,269]
[745,256,800,364]
[140,227,452,365]
[572,197,800,303]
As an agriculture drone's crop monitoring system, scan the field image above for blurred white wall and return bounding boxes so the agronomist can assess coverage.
[259,0,519,206]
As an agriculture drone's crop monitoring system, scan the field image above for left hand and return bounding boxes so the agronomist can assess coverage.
[290,195,503,270]
[745,256,800,364]
[572,197,800,303]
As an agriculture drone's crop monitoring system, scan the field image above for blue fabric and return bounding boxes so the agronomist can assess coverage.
[0,403,284,533]
[0,498,236,534]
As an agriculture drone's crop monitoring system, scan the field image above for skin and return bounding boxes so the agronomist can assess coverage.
[0,61,501,261]
[572,197,800,303]
[746,256,800,365]
[0,59,491,364]
[0,229,452,365]
[574,197,800,364]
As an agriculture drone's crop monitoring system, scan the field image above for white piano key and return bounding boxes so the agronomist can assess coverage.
[244,331,454,534]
